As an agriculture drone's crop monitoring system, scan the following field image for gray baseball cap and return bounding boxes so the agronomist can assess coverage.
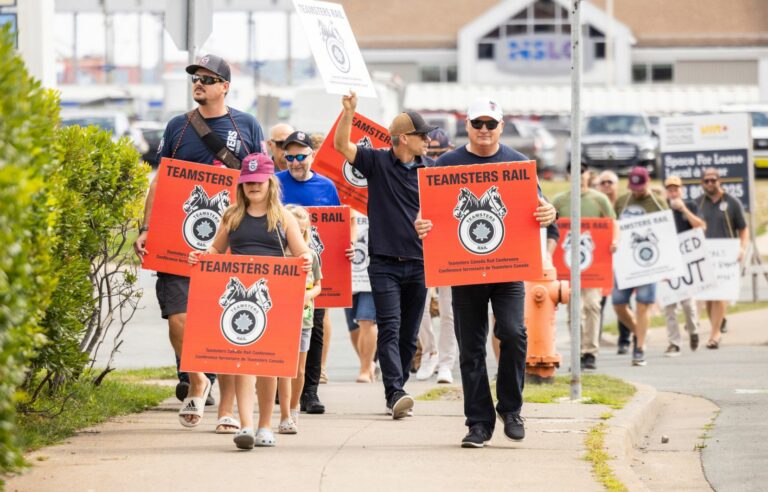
[186,54,231,82]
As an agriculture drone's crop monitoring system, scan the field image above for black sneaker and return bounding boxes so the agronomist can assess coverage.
[461,425,492,448]
[300,392,326,414]
[721,317,728,333]
[690,333,700,351]
[581,353,597,370]
[664,344,681,357]
[386,391,414,420]
[632,349,647,366]
[497,411,525,441]
[617,343,630,355]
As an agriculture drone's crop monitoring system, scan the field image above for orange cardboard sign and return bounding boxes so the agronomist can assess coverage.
[552,218,614,290]
[419,161,543,287]
[312,111,391,215]
[180,254,307,377]
[142,158,239,277]
[307,206,352,307]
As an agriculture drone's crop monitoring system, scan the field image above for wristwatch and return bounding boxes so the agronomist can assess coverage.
[139,225,149,233]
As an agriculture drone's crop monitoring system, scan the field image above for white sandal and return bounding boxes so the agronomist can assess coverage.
[234,428,255,450]
[278,418,298,434]
[255,428,276,447]
[215,416,241,434]
[178,379,211,428]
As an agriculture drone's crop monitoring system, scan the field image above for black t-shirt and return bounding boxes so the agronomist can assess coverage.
[351,147,433,259]
[156,107,264,165]
[697,193,747,239]
[670,199,699,233]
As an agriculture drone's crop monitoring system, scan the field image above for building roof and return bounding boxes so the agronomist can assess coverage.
[340,0,768,49]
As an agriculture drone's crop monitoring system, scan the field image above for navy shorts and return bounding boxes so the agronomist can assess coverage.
[156,273,190,319]
[344,292,377,331]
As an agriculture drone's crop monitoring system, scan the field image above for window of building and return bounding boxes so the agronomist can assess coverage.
[420,65,459,83]
[632,63,674,84]
[420,66,442,83]
[632,64,648,82]
[651,64,673,82]
[446,65,458,82]
[478,43,495,60]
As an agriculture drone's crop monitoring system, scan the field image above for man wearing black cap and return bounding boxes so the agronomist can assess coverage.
[134,54,265,429]
[334,91,435,419]
[276,130,341,414]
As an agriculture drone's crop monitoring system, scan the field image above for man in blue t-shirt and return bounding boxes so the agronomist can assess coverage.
[276,130,341,415]
[133,54,264,430]
[415,98,557,449]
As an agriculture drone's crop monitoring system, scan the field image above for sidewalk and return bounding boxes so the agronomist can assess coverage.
[9,379,614,492]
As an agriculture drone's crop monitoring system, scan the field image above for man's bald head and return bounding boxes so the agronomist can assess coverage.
[268,123,295,171]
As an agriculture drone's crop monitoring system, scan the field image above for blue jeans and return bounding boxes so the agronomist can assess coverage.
[368,255,427,401]
[452,281,527,432]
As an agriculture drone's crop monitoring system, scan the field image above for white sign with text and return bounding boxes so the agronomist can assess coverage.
[351,214,371,292]
[656,228,715,306]
[696,239,741,301]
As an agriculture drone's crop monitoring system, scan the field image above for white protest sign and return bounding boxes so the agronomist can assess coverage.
[696,239,741,301]
[351,214,371,292]
[293,0,377,98]
[656,228,715,307]
[614,210,684,290]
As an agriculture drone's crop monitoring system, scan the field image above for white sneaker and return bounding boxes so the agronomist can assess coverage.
[416,352,439,381]
[436,366,453,384]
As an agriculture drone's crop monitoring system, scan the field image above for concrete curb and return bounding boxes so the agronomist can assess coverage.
[603,382,661,492]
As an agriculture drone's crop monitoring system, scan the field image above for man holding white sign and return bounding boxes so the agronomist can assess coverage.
[613,167,672,366]
[660,176,706,356]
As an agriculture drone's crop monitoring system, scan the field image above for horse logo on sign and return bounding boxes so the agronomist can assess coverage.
[453,186,508,255]
[219,277,272,346]
[309,225,325,266]
[182,186,231,250]
[562,230,595,271]
[342,136,371,188]
[631,230,660,267]
[318,19,350,73]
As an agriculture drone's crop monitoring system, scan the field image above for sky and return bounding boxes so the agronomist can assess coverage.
[54,11,313,68]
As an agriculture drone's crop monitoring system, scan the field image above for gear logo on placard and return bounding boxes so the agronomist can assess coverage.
[218,278,272,346]
[182,185,231,250]
[351,227,369,273]
[309,225,325,266]
[342,136,371,188]
[562,230,595,270]
[630,230,659,267]
[318,19,350,73]
[453,186,508,255]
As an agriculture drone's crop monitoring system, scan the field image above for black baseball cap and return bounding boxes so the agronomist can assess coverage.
[281,131,313,149]
[186,54,231,82]
[389,111,437,136]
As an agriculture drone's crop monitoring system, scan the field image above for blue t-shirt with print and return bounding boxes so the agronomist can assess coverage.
[156,107,264,165]
[276,170,341,206]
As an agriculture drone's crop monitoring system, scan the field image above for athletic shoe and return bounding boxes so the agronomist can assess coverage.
[461,425,492,448]
[581,353,597,370]
[300,392,326,414]
[386,391,414,420]
[416,352,439,381]
[436,366,454,384]
[617,343,630,355]
[690,333,700,351]
[632,349,647,366]
[664,344,681,357]
[497,411,525,441]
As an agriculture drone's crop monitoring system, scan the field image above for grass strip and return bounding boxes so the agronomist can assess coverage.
[584,423,627,492]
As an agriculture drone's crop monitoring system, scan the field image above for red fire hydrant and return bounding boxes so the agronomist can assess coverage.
[524,265,569,383]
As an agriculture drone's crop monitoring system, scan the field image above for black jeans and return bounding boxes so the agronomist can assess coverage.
[452,281,526,433]
[368,255,427,402]
[302,308,325,397]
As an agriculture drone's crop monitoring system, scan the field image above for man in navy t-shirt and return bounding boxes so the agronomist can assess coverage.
[133,54,264,430]
[415,98,557,448]
[276,130,341,415]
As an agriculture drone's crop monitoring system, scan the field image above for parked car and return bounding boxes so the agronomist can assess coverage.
[579,112,659,176]
[133,120,165,167]
[721,105,768,177]
[60,109,149,157]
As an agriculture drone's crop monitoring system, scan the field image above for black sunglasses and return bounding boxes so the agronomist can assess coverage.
[469,119,500,130]
[702,178,718,184]
[285,153,310,163]
[191,74,224,85]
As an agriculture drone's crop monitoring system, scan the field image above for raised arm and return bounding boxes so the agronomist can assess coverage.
[334,91,358,163]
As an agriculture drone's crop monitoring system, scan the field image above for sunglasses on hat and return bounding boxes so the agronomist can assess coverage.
[285,153,310,163]
[469,119,500,130]
[191,74,224,85]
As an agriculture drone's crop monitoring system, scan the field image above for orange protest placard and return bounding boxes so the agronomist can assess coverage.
[180,254,307,377]
[307,206,352,308]
[552,218,614,290]
[142,158,239,277]
[312,111,391,215]
[419,161,543,287]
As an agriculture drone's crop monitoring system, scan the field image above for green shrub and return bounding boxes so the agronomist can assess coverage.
[0,25,60,475]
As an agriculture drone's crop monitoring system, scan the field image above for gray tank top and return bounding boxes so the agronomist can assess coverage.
[228,213,285,257]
